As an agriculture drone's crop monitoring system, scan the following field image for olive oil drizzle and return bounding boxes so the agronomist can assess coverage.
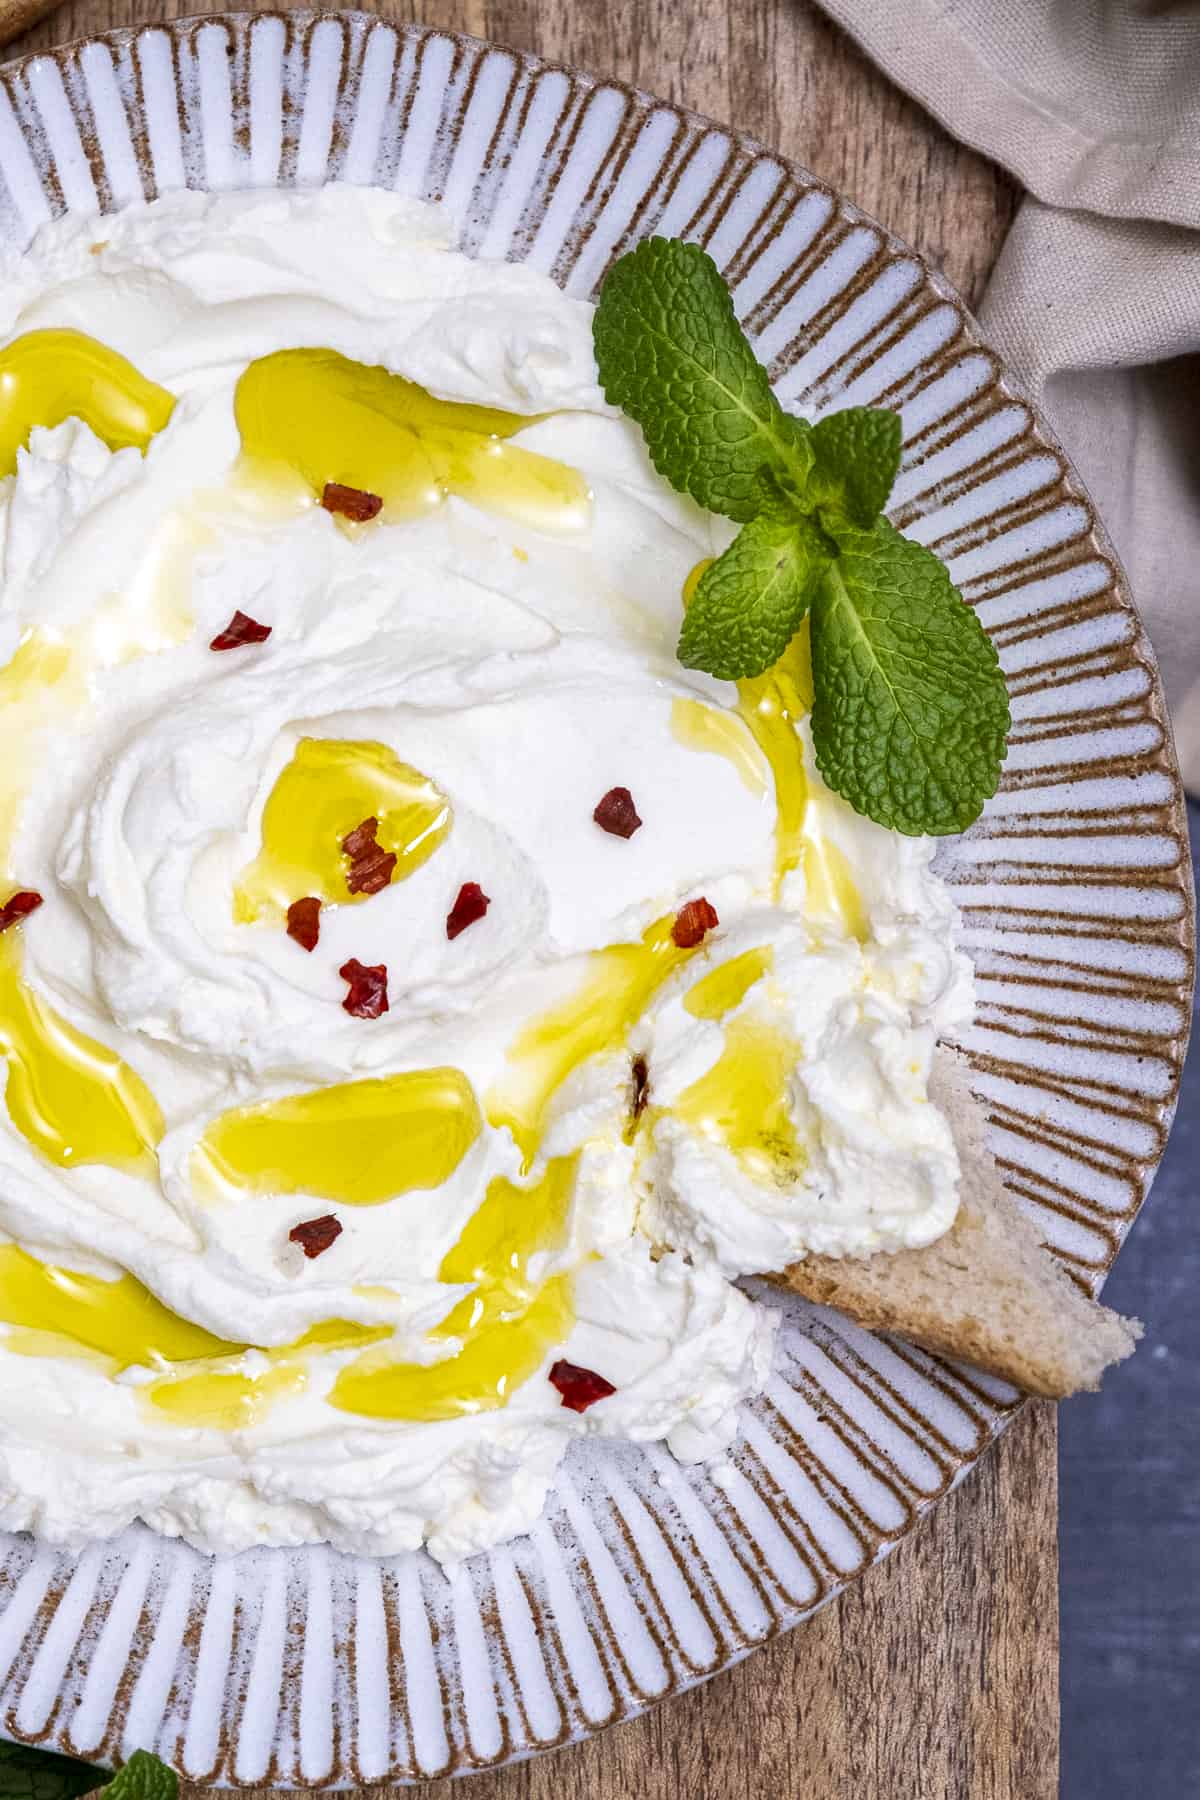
[0,935,165,1173]
[0,1244,238,1367]
[485,914,702,1170]
[0,637,165,1177]
[192,1069,483,1209]
[669,1014,803,1183]
[235,347,590,532]
[0,334,864,1432]
[669,698,769,796]
[234,737,451,923]
[0,329,175,476]
[677,558,866,930]
[0,328,589,1426]
[147,1318,389,1431]
[684,946,773,1021]
[330,1156,577,1422]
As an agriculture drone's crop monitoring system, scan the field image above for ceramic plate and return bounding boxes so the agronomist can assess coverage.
[0,12,1192,1785]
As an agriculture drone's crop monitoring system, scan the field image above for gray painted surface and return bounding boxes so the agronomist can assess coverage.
[1060,799,1199,1793]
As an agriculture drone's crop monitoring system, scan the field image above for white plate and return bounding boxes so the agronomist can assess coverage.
[0,12,1192,1784]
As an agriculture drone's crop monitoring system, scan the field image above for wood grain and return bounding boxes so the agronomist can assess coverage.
[0,0,59,46]
[0,2,1048,1795]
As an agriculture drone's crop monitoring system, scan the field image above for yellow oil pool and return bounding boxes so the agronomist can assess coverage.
[233,736,451,922]
[330,1154,577,1421]
[487,915,703,1168]
[0,330,589,533]
[0,329,175,477]
[146,1319,388,1431]
[0,1244,237,1368]
[670,1014,802,1183]
[193,1068,482,1207]
[680,560,864,925]
[235,347,590,532]
[684,946,773,1020]
[0,633,85,878]
[0,1240,390,1430]
[0,934,163,1175]
[670,697,769,795]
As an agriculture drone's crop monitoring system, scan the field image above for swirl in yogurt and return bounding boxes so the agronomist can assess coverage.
[0,187,971,1562]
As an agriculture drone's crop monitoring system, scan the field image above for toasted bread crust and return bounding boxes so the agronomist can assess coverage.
[770,1051,1141,1397]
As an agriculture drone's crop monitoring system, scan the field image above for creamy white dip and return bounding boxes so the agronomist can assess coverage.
[0,187,973,1562]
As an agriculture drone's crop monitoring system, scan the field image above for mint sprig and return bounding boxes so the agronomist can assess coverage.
[592,238,1010,836]
[591,237,813,522]
[0,1741,105,1800]
[0,1742,177,1800]
[812,519,1010,835]
[807,405,902,526]
[677,514,831,681]
[101,1753,177,1800]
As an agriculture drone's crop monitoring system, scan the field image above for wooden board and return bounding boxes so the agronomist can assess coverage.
[0,2,1053,1795]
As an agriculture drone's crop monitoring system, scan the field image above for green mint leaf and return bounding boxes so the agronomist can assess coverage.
[677,515,831,680]
[810,518,1010,835]
[0,1741,111,1800]
[98,1754,175,1800]
[592,234,1009,802]
[593,237,813,522]
[807,406,902,527]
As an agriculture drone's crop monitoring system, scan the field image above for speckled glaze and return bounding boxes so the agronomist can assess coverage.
[0,13,1192,1786]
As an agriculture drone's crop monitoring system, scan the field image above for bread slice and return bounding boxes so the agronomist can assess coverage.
[771,1050,1141,1397]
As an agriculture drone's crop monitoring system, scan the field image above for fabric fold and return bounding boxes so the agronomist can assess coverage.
[813,0,1200,787]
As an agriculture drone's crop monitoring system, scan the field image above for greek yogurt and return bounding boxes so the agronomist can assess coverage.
[0,187,973,1562]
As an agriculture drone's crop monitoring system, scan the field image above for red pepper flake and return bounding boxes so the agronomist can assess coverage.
[0,890,43,934]
[341,818,377,862]
[672,896,719,949]
[549,1359,617,1414]
[593,786,642,839]
[286,896,321,952]
[623,1052,651,1146]
[341,817,397,897]
[289,1214,342,1259]
[446,881,490,940]
[321,482,383,523]
[340,958,389,1018]
[210,610,272,652]
[631,1054,650,1124]
[349,846,396,896]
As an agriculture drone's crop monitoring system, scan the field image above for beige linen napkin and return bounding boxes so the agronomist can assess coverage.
[812,0,1200,789]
